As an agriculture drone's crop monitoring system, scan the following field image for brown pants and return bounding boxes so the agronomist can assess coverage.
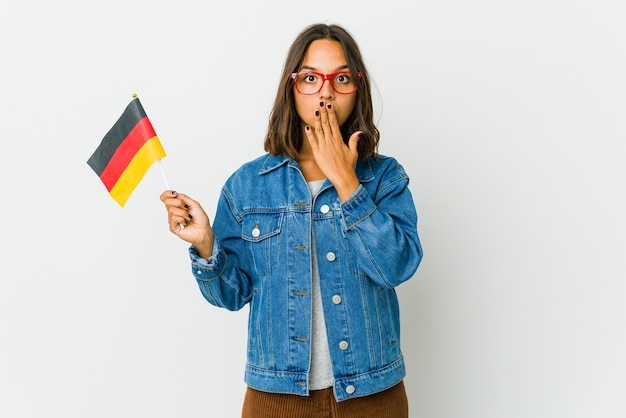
[241,381,408,418]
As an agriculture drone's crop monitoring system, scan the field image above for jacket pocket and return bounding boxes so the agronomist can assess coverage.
[242,211,284,276]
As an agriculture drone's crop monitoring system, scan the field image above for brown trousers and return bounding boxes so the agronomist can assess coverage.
[241,381,408,418]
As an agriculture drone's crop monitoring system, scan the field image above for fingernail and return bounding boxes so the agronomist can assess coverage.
[305,125,310,131]
[358,132,364,138]
[184,204,189,209]
[188,214,193,220]
[171,191,177,195]
[327,104,332,109]
[319,101,324,107]
[315,110,319,117]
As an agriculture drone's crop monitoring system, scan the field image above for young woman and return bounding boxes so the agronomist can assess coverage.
[160,23,423,418]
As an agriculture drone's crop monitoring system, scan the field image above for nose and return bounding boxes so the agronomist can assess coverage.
[319,78,334,99]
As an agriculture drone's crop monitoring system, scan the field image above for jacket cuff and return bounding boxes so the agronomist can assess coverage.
[340,185,376,230]
[189,240,223,279]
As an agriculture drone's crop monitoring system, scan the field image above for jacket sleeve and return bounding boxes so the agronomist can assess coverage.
[189,187,253,311]
[340,159,423,288]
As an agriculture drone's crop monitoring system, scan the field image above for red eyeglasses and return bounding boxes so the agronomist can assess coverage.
[290,71,362,95]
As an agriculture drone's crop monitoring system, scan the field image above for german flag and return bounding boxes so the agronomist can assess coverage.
[87,97,166,207]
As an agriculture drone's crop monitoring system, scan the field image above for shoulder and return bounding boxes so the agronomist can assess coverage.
[373,154,407,171]
[235,153,273,172]
[358,154,410,182]
[235,153,290,174]
[224,153,290,187]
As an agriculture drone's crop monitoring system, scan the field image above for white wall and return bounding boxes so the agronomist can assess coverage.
[1,0,624,417]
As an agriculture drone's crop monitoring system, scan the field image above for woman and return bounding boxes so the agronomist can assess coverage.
[161,23,423,418]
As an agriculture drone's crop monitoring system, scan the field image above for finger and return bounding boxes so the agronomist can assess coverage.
[348,131,363,162]
[313,105,325,141]
[160,190,189,210]
[325,103,342,140]
[160,189,178,202]
[163,192,198,212]
[168,205,191,222]
[317,101,333,141]
[305,124,318,150]
[170,213,189,233]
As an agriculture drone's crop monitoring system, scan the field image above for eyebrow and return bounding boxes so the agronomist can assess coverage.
[300,64,350,72]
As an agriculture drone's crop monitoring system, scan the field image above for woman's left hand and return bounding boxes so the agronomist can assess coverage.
[305,101,361,201]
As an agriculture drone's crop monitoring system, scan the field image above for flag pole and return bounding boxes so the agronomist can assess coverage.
[158,159,171,190]
[158,156,184,231]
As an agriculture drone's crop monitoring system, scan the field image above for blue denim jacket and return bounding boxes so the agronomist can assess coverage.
[189,153,422,401]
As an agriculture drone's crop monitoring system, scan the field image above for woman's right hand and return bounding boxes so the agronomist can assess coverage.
[160,190,214,259]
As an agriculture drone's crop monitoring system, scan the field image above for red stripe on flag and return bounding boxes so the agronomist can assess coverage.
[99,116,157,191]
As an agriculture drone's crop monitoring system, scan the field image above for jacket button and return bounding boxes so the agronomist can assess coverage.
[346,385,356,394]
[332,295,342,304]
[326,252,336,261]
[251,227,260,237]
[339,340,349,350]
[320,204,330,214]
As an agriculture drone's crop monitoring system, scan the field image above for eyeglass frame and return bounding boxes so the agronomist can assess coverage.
[290,71,363,95]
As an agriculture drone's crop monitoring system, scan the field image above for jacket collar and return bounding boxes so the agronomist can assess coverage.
[259,153,375,183]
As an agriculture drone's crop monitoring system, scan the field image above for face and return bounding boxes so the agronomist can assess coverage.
[294,39,357,130]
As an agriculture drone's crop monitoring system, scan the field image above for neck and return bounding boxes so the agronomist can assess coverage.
[297,141,326,182]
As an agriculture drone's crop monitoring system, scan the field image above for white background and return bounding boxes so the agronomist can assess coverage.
[1,0,625,417]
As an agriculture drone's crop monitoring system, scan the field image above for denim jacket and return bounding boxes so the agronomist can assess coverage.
[189,153,423,401]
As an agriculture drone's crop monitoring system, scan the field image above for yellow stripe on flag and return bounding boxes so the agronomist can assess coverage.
[109,136,166,206]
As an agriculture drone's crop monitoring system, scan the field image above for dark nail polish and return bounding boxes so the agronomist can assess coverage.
[184,204,189,209]
[188,214,193,220]
[315,110,319,117]
[327,104,332,109]
[319,101,324,107]
[305,125,310,131]
[171,191,177,195]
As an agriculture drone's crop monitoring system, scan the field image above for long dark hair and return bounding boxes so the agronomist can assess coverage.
[264,23,379,160]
